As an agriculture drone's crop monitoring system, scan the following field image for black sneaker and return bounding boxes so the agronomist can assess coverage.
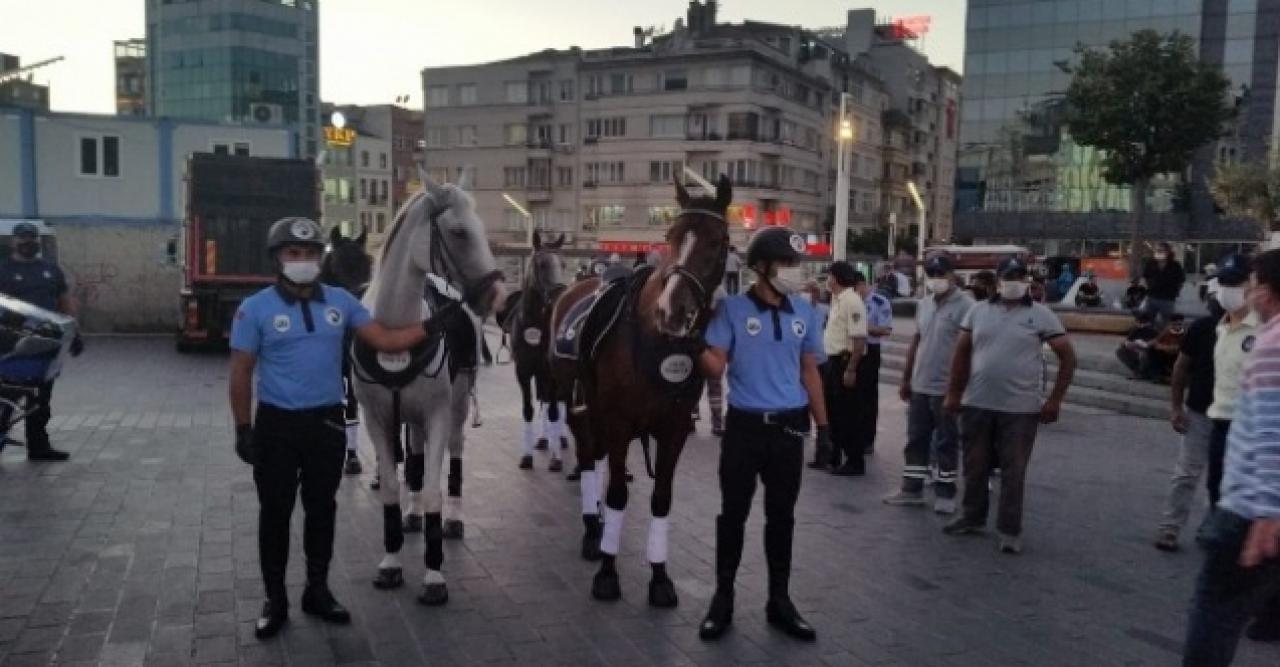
[766,598,816,641]
[698,589,734,640]
[254,599,288,639]
[300,586,350,624]
[27,447,69,462]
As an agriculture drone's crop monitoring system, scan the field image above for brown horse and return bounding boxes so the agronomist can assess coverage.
[549,175,731,607]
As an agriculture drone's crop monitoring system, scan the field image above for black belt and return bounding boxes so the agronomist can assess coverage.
[727,406,807,427]
[257,402,343,419]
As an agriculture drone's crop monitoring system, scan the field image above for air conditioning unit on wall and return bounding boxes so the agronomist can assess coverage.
[249,103,283,125]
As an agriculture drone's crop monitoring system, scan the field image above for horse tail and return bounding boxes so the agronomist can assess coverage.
[639,434,656,479]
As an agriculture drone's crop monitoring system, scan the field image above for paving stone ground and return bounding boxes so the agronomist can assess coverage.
[1,335,1278,666]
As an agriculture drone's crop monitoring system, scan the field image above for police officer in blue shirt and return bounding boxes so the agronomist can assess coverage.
[229,217,453,639]
[697,226,829,642]
[0,222,83,461]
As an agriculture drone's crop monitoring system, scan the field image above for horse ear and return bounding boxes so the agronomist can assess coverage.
[355,228,367,247]
[554,233,566,248]
[456,166,473,191]
[715,174,733,211]
[329,225,342,245]
[418,165,444,198]
[532,230,542,250]
[675,177,691,208]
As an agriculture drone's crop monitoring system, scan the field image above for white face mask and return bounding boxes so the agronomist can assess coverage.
[927,277,952,295]
[282,260,321,285]
[999,280,1029,301]
[1217,285,1246,313]
[768,265,806,295]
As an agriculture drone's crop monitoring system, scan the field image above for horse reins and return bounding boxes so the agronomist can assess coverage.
[427,198,504,310]
[657,208,728,331]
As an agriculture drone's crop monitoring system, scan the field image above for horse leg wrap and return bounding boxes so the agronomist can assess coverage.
[580,470,600,514]
[547,420,562,460]
[540,403,551,439]
[447,457,462,497]
[646,516,670,564]
[423,513,444,570]
[445,496,463,524]
[522,421,536,456]
[601,506,625,556]
[383,505,404,553]
[345,423,358,453]
[406,452,425,492]
[406,491,423,516]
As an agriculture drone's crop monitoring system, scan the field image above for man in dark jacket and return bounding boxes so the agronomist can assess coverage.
[1141,242,1185,326]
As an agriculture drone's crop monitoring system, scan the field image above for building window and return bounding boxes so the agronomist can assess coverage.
[557,166,573,187]
[380,153,388,169]
[648,160,683,184]
[361,151,369,167]
[458,125,477,146]
[427,85,450,107]
[426,127,445,148]
[585,161,626,184]
[610,73,633,94]
[376,212,387,233]
[505,81,528,104]
[504,123,528,145]
[586,205,626,228]
[210,140,251,157]
[503,166,527,187]
[727,113,759,141]
[585,117,627,139]
[557,123,572,144]
[78,135,120,178]
[586,74,604,97]
[663,69,689,91]
[381,180,389,203]
[458,83,477,105]
[360,178,368,200]
[559,79,575,101]
[649,114,685,138]
[648,206,680,226]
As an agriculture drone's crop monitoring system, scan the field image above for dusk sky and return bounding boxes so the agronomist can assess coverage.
[2,0,965,114]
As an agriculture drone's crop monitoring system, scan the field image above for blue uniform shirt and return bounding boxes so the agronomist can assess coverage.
[705,290,825,412]
[865,292,893,345]
[230,284,373,410]
[0,258,68,312]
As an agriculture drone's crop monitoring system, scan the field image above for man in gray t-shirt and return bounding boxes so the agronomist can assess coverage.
[885,255,972,512]
[942,257,1076,554]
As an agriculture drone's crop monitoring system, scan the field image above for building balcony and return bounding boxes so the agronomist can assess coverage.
[525,188,552,203]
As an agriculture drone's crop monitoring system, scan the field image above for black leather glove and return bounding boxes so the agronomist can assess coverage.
[235,424,258,466]
[423,300,468,336]
[815,424,832,453]
[70,334,84,357]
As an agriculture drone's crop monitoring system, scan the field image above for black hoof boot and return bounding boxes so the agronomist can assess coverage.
[442,519,464,540]
[699,589,734,641]
[254,599,288,639]
[581,515,603,561]
[535,438,549,451]
[518,455,533,470]
[625,469,634,483]
[591,566,622,601]
[370,475,381,491]
[559,437,570,451]
[648,568,679,608]
[548,458,563,473]
[418,582,449,606]
[403,513,423,533]
[372,567,404,590]
[343,456,362,475]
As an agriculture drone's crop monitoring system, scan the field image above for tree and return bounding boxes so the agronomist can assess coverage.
[844,226,917,258]
[1064,30,1233,277]
[1211,159,1280,232]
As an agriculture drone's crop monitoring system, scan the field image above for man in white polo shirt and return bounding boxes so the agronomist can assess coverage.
[812,261,868,474]
[1203,254,1258,511]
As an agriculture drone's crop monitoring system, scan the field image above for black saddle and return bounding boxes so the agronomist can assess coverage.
[553,269,639,362]
[351,329,445,389]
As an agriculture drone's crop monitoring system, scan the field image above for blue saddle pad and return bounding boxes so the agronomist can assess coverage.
[553,293,596,360]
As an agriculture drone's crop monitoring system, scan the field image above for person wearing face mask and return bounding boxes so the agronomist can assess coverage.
[1202,254,1258,516]
[968,270,996,302]
[813,261,868,474]
[228,217,459,639]
[697,226,828,642]
[1154,282,1224,552]
[942,256,1077,554]
[1141,241,1186,326]
[0,222,82,461]
[1183,249,1280,663]
[884,255,972,513]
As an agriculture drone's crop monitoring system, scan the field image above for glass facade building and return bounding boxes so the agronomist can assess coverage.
[146,0,320,157]
[957,0,1275,245]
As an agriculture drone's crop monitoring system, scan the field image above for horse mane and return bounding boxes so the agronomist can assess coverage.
[377,189,429,267]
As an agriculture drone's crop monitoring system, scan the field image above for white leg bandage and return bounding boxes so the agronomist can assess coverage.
[601,506,625,556]
[423,569,445,585]
[407,491,423,515]
[445,495,463,522]
[547,420,562,460]
[580,470,600,515]
[646,517,670,564]
[540,403,551,439]
[345,424,358,453]
[379,553,401,569]
[522,421,535,456]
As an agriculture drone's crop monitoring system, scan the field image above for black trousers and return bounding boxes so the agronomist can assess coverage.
[24,380,53,450]
[850,345,881,454]
[718,407,807,598]
[253,402,346,602]
[1207,419,1232,507]
[822,355,858,469]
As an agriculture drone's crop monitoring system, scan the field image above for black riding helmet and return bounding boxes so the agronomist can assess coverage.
[746,226,806,268]
[266,217,325,255]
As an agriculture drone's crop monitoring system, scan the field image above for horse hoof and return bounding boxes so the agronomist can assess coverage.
[591,569,622,601]
[403,514,423,533]
[648,577,679,608]
[372,567,404,590]
[443,519,464,540]
[418,582,449,606]
[518,455,533,470]
[548,458,563,473]
[535,438,549,451]
[343,458,362,475]
[625,471,634,483]
[370,474,381,491]
[581,535,602,562]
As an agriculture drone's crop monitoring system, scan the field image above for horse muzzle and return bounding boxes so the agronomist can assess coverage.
[465,270,506,316]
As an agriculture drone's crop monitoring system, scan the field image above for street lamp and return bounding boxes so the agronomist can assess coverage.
[906,181,927,292]
[832,92,854,261]
[501,192,534,247]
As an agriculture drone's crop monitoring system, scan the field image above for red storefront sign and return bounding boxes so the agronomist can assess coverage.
[598,241,669,254]
[735,205,793,229]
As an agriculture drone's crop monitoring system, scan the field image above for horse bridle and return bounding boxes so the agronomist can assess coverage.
[527,249,565,305]
[659,208,728,318]
[427,198,504,308]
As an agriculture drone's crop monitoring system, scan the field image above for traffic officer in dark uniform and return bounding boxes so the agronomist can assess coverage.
[0,222,83,461]
[697,226,830,642]
[229,217,453,639]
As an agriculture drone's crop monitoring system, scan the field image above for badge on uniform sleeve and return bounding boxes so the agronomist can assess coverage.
[791,318,806,338]
[324,307,343,327]
[272,314,291,333]
[745,316,762,336]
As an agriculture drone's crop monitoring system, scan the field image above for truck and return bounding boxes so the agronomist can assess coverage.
[177,153,319,351]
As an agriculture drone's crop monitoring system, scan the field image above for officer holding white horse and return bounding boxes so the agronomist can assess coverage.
[228,217,447,639]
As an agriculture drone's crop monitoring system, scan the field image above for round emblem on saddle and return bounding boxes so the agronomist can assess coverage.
[659,354,694,384]
[377,350,411,372]
[291,219,317,240]
[272,314,291,333]
[745,316,762,337]
[788,234,807,254]
[523,327,542,346]
[324,307,343,327]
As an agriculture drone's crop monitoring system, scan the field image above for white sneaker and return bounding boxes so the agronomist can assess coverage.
[999,534,1023,554]
[933,497,957,515]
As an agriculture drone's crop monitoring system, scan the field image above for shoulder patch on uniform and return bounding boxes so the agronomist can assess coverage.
[324,306,343,327]
[272,314,291,333]
[745,316,762,336]
[791,318,806,338]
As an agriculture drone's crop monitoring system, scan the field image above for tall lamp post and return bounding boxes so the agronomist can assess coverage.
[906,181,927,293]
[833,92,854,261]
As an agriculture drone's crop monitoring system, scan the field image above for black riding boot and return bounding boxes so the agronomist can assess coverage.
[301,562,350,624]
[763,520,815,641]
[255,576,289,639]
[700,515,743,640]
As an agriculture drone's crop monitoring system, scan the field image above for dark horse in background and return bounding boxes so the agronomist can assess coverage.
[321,225,372,476]
[550,176,731,607]
[507,231,569,471]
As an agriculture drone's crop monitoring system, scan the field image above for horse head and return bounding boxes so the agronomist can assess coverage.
[652,174,732,338]
[526,230,567,304]
[418,174,506,316]
[322,225,372,296]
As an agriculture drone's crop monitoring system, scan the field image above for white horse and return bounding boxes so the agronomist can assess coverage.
[352,177,503,605]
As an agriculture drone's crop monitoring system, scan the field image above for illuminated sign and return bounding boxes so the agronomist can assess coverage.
[889,15,931,40]
[729,205,793,229]
[324,126,355,147]
[598,241,669,254]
